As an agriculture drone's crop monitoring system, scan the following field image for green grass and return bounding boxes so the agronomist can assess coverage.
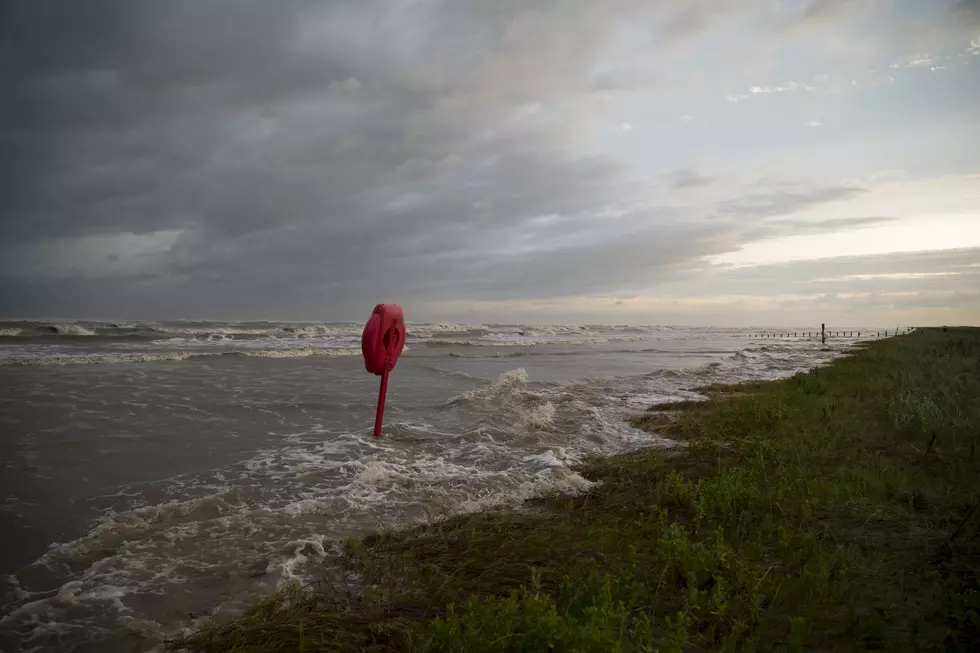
[177,328,980,652]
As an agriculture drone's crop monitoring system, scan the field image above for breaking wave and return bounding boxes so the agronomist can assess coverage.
[408,323,490,337]
[0,321,691,342]
[241,347,360,359]
[47,324,97,336]
[424,337,620,347]
[1,347,361,366]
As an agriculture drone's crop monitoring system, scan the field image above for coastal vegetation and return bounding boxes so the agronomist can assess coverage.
[180,328,980,652]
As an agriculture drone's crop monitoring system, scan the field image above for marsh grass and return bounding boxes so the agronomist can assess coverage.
[179,328,980,652]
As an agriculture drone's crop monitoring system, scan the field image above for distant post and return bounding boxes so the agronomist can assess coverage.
[821,323,826,344]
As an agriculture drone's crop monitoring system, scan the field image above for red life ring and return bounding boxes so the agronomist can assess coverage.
[360,303,406,375]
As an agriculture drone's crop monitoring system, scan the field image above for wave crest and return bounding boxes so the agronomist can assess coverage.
[1,348,361,366]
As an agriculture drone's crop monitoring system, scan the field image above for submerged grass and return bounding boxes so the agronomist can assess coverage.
[178,328,980,652]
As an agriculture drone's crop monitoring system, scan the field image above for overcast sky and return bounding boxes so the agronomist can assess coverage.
[1,0,978,326]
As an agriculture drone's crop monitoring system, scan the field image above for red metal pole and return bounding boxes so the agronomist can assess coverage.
[373,360,390,437]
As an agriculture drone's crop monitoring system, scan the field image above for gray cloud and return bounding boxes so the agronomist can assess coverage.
[644,247,980,326]
[713,185,867,221]
[956,0,980,22]
[775,0,977,65]
[0,0,976,321]
[777,0,880,43]
[796,0,862,24]
[779,216,891,232]
[710,247,980,297]
[751,216,894,239]
[668,168,714,190]
[0,0,738,318]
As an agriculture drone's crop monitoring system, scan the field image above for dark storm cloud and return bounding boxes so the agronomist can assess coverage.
[0,0,973,320]
[0,0,754,318]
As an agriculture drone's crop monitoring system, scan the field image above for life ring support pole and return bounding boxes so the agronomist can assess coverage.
[374,357,390,438]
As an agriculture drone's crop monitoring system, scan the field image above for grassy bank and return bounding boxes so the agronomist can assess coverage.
[180,328,980,652]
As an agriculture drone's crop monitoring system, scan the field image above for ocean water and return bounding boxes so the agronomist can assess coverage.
[0,320,877,652]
